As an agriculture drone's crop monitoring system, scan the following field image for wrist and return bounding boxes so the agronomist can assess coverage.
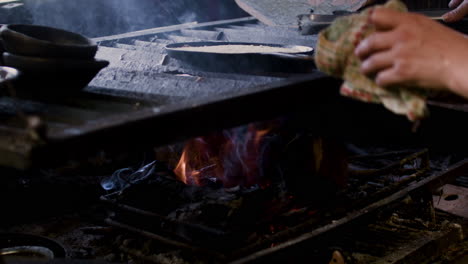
[442,36,468,99]
[447,75,468,99]
[444,62,468,98]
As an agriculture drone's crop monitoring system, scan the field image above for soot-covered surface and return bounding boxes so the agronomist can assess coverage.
[0,17,327,169]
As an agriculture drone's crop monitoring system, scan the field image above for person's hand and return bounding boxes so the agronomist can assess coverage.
[355,8,468,98]
[443,0,468,23]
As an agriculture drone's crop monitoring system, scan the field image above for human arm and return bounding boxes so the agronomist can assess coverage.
[354,8,468,98]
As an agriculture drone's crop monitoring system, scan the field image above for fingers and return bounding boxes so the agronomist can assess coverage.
[374,67,404,87]
[443,1,468,22]
[360,51,394,75]
[368,8,405,30]
[355,31,394,59]
[374,59,419,88]
[449,0,464,9]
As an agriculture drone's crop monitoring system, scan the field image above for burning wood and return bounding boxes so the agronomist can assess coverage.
[173,123,276,188]
[101,139,447,261]
[102,118,439,257]
[101,119,351,249]
[172,120,348,198]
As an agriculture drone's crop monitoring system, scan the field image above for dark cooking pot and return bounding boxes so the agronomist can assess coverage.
[0,66,19,96]
[0,24,97,59]
[3,52,108,95]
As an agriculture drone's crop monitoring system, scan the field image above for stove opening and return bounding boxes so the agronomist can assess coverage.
[98,115,445,263]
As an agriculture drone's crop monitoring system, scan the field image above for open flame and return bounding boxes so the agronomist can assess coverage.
[172,118,348,193]
[174,123,273,187]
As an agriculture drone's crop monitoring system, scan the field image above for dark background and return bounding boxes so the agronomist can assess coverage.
[0,0,248,37]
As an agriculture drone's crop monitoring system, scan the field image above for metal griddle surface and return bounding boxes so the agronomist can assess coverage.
[3,17,468,169]
[0,18,329,169]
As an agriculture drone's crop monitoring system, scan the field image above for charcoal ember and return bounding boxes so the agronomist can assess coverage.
[167,201,234,229]
[166,184,291,233]
[112,171,238,215]
[166,187,250,229]
[112,174,196,214]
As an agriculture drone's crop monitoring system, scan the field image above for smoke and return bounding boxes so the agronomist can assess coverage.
[101,160,156,192]
[16,0,247,38]
[21,0,181,37]
[177,11,198,24]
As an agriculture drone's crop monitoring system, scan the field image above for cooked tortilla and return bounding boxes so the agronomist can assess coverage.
[171,44,312,54]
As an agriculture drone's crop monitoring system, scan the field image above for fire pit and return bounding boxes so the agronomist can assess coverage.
[95,134,468,263]
[97,116,467,263]
[0,12,468,264]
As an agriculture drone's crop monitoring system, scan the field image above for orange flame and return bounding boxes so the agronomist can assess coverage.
[173,138,216,186]
[173,124,274,187]
[173,149,189,184]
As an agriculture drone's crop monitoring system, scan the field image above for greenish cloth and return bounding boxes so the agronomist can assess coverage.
[315,0,428,121]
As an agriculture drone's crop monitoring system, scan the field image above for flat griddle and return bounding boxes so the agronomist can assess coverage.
[166,41,315,73]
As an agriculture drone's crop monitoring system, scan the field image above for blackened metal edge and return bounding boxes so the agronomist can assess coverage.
[48,72,331,138]
[427,100,468,112]
[299,9,468,35]
[93,17,258,43]
[31,73,339,167]
[228,158,468,264]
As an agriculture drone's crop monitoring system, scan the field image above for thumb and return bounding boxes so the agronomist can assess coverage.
[443,2,468,22]
[449,0,464,8]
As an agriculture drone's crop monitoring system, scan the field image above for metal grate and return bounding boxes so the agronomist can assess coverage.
[100,150,468,263]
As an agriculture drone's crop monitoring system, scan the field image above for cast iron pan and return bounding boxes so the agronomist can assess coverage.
[0,24,97,59]
[0,233,67,263]
[2,52,109,98]
[166,41,315,73]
